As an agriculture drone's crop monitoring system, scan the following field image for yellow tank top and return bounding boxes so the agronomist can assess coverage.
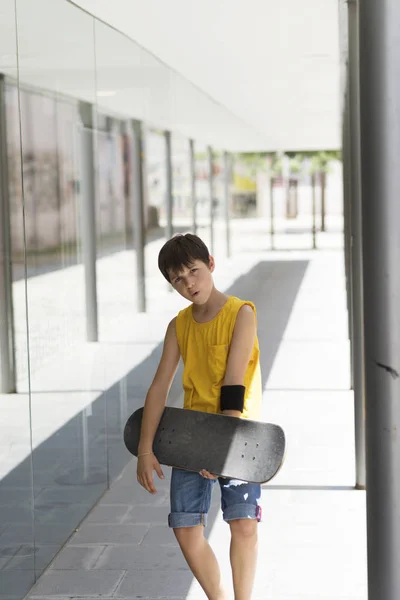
[175,296,262,420]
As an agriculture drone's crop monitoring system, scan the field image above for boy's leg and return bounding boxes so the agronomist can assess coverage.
[229,519,258,600]
[219,479,261,600]
[168,468,227,600]
[174,524,226,600]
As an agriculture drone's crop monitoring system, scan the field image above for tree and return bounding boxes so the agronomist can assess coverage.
[295,150,341,232]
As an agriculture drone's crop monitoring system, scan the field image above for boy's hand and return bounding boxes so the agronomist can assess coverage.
[200,469,218,480]
[137,453,164,494]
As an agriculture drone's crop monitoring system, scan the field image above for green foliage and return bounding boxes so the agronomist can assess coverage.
[289,156,302,175]
[294,150,342,174]
[231,148,342,180]
[234,152,269,179]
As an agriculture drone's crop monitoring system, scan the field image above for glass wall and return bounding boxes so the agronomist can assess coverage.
[0,2,230,598]
[146,128,167,238]
[194,142,213,251]
[0,2,35,597]
[171,134,192,233]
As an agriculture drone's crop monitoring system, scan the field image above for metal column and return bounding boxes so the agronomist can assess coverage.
[223,151,231,258]
[320,172,326,232]
[359,0,400,598]
[339,0,354,390]
[270,177,275,250]
[131,120,146,313]
[165,131,173,241]
[207,146,214,255]
[342,86,354,391]
[348,0,365,489]
[0,75,16,393]
[189,139,197,235]
[79,102,98,342]
[311,173,317,250]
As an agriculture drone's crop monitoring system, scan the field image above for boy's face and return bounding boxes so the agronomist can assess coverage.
[168,257,215,304]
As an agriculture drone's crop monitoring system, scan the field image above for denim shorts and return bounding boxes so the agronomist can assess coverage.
[168,467,262,528]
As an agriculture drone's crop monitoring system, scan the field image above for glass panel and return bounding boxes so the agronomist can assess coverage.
[0,1,35,597]
[15,0,107,579]
[211,151,227,261]
[93,22,146,480]
[171,134,192,234]
[146,128,167,240]
[194,142,212,249]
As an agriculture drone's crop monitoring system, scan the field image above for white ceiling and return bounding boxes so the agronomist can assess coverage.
[0,0,341,152]
[71,0,341,152]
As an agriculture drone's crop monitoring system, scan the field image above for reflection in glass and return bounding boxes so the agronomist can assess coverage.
[171,134,192,233]
[211,151,226,261]
[146,128,167,239]
[194,142,212,249]
[15,0,108,584]
[0,3,35,595]
[1,2,231,599]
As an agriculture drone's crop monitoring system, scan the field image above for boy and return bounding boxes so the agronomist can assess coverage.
[137,233,262,600]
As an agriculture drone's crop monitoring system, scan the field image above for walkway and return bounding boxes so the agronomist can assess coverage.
[23,229,367,599]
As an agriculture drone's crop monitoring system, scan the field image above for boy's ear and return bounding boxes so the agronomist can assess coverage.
[208,256,215,272]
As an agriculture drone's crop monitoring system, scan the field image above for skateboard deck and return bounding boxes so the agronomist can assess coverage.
[124,406,285,484]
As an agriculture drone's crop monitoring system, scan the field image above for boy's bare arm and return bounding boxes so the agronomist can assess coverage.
[200,305,256,479]
[137,318,180,493]
[222,304,256,417]
[138,317,180,453]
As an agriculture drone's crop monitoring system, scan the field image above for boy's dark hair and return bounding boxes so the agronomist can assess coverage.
[158,233,210,282]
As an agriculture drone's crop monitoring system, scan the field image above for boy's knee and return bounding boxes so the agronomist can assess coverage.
[229,518,258,539]
[173,524,204,546]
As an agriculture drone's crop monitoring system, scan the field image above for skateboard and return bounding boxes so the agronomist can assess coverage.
[123,406,285,484]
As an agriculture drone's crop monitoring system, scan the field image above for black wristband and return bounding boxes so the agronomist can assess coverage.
[220,385,245,413]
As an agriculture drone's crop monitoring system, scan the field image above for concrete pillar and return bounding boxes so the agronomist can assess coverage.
[207,146,214,255]
[165,131,173,241]
[348,0,366,489]
[131,120,146,313]
[189,139,197,235]
[223,151,231,258]
[0,75,16,393]
[359,0,400,597]
[79,102,98,342]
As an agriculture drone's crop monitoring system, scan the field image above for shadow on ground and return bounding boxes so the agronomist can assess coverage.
[0,259,308,599]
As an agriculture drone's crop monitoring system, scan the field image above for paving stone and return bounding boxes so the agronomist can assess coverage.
[0,506,35,524]
[0,557,12,568]
[0,527,34,545]
[28,569,125,597]
[34,486,105,507]
[116,569,195,598]
[50,546,106,570]
[71,524,148,545]
[0,546,22,560]
[140,525,178,547]
[123,505,170,525]
[0,571,36,597]
[86,505,131,524]
[4,545,58,571]
[101,484,168,506]
[93,544,187,570]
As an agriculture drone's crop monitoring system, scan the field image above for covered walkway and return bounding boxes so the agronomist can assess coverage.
[19,225,366,599]
[1,0,399,598]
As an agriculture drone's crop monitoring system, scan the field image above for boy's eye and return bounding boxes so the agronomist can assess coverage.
[191,268,197,273]
[175,277,181,284]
